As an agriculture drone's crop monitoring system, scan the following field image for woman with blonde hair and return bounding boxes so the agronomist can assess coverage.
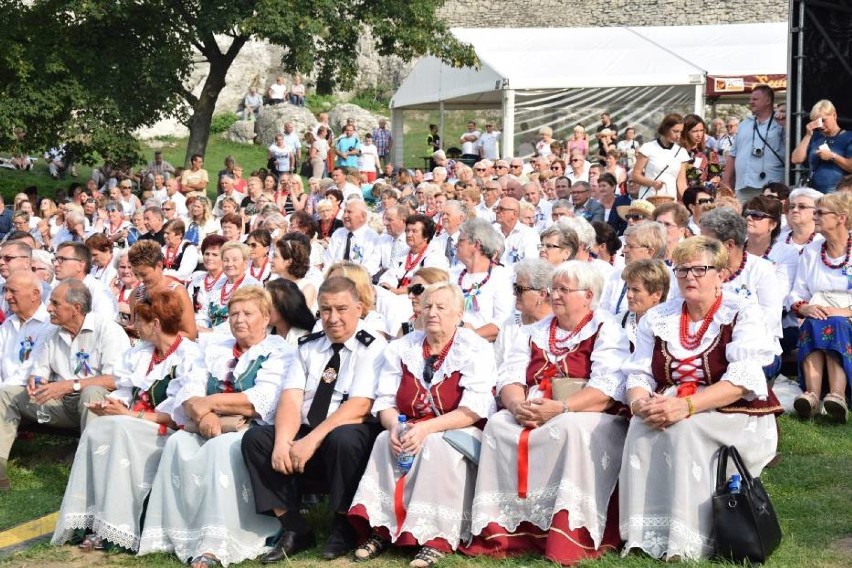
[566,124,589,158]
[186,195,219,247]
[791,99,852,194]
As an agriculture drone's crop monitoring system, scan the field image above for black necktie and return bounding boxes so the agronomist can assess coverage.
[444,236,454,263]
[343,231,354,260]
[307,343,344,427]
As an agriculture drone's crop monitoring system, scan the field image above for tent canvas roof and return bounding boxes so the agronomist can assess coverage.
[391,22,787,109]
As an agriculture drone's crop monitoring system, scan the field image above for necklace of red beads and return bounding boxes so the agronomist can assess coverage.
[548,312,594,356]
[679,294,723,350]
[422,332,456,373]
[220,274,246,304]
[250,257,269,281]
[147,335,183,375]
[204,271,223,292]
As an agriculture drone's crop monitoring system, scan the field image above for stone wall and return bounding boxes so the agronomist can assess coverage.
[437,0,787,27]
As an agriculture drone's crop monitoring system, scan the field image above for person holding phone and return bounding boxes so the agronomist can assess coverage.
[791,99,852,194]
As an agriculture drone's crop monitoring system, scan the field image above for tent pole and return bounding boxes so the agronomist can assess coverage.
[693,80,706,117]
[502,89,515,159]
[439,101,445,155]
[391,107,404,169]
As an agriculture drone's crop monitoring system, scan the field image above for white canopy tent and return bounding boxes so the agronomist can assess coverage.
[390,22,787,164]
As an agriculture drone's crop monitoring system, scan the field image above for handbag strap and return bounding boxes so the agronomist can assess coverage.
[715,445,730,489]
[727,445,756,490]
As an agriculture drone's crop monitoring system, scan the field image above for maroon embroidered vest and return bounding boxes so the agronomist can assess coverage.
[650,320,783,416]
[396,364,464,421]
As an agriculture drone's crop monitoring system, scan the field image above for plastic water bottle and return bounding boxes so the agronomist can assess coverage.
[728,474,742,495]
[396,415,414,473]
[34,376,50,424]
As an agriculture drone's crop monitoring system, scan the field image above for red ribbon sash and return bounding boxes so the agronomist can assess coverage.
[517,428,533,499]
[393,474,407,536]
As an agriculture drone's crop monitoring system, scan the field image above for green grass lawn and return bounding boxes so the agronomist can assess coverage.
[1,415,850,567]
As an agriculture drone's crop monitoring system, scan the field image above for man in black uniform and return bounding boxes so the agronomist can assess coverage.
[241,276,386,562]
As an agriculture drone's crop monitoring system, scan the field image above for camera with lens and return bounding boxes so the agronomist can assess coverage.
[752,147,764,158]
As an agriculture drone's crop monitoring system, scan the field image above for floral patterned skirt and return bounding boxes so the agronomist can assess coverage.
[797,316,852,392]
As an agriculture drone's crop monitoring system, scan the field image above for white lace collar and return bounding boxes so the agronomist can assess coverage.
[397,327,480,384]
[527,311,607,353]
[643,295,745,345]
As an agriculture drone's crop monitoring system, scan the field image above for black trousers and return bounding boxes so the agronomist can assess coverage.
[241,422,382,517]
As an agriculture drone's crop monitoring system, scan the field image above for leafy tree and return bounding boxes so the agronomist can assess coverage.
[0,0,475,167]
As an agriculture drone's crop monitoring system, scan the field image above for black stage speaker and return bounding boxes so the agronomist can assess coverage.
[788,0,852,182]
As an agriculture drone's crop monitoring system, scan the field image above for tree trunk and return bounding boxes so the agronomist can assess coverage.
[184,66,227,167]
[183,36,248,167]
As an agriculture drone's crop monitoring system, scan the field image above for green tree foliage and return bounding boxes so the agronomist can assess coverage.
[0,0,476,167]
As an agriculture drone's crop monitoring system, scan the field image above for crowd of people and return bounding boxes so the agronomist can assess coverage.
[0,87,850,568]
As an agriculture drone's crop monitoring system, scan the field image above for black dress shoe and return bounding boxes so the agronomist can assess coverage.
[322,517,357,560]
[261,530,316,564]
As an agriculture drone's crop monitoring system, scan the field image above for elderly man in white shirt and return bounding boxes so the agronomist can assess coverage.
[0,271,55,388]
[433,200,468,268]
[523,182,553,232]
[0,279,130,491]
[323,199,381,276]
[376,205,409,277]
[493,197,540,266]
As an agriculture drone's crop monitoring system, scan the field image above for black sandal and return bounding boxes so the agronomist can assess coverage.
[354,531,390,562]
[409,546,445,568]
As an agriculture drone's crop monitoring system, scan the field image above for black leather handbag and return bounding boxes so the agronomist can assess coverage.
[712,445,782,563]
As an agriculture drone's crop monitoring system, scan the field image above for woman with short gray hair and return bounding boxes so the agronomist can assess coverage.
[600,222,668,315]
[494,259,554,367]
[455,219,513,342]
[469,260,630,564]
[538,224,578,265]
[783,186,825,251]
[699,207,784,380]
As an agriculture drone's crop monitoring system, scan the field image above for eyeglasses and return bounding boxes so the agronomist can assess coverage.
[743,209,772,220]
[474,168,486,172]
[53,255,83,264]
[119,185,132,189]
[625,213,646,222]
[571,189,589,195]
[815,209,838,218]
[673,265,716,278]
[697,197,715,205]
[537,243,563,251]
[407,283,425,296]
[106,206,121,212]
[550,166,563,171]
[496,165,508,169]
[789,203,815,211]
[0,255,27,263]
[513,284,538,295]
[85,199,96,204]
[548,286,587,296]
[510,164,523,168]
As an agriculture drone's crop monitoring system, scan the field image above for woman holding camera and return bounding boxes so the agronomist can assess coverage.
[791,99,852,194]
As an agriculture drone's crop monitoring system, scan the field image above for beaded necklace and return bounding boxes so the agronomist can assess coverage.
[724,251,748,283]
[204,271,223,292]
[819,234,852,270]
[147,335,183,375]
[220,274,246,304]
[548,312,594,356]
[457,263,494,311]
[744,239,771,260]
[163,243,181,269]
[250,257,269,281]
[786,231,815,247]
[422,332,456,375]
[679,294,723,350]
